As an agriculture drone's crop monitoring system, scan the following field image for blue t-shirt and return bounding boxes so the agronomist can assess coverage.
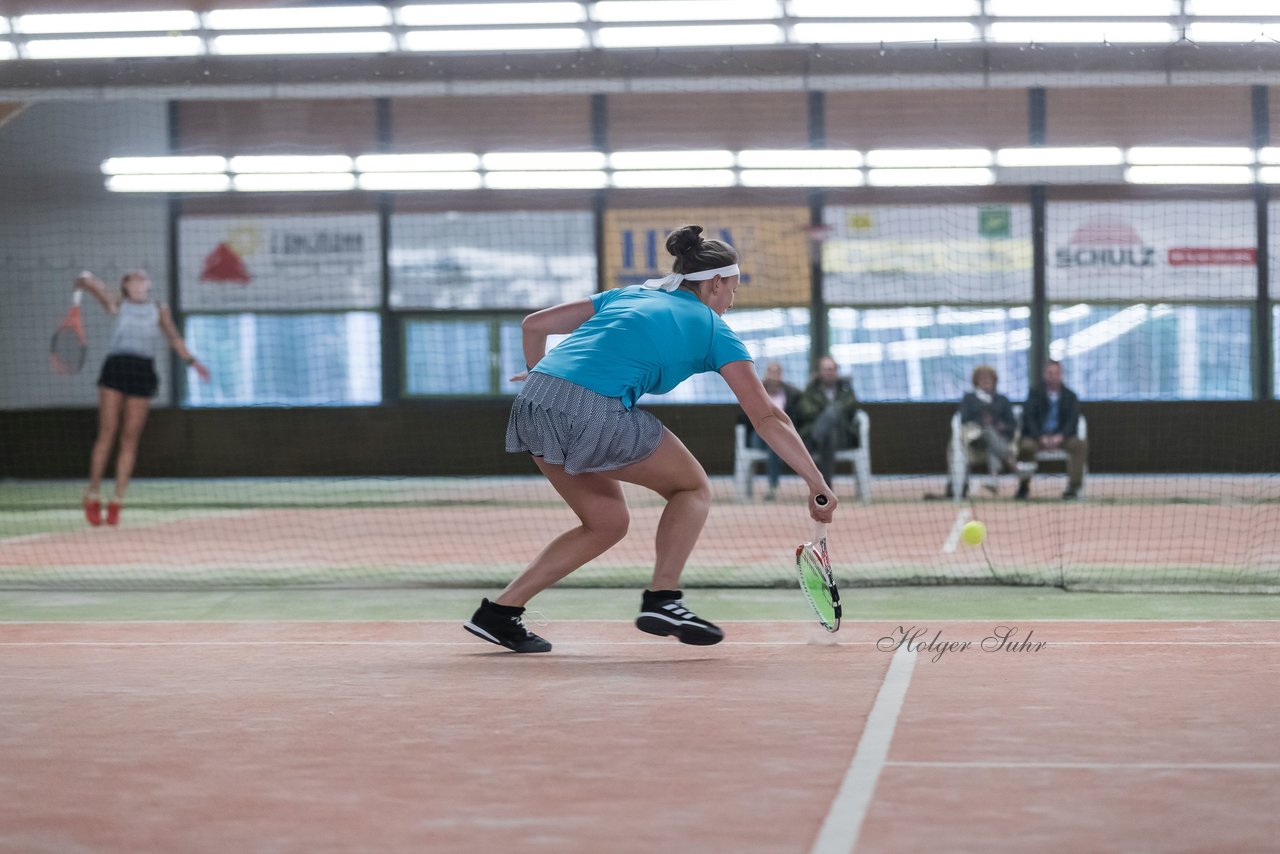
[532,286,752,409]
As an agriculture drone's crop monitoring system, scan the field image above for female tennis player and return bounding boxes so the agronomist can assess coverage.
[464,225,838,653]
[74,270,209,527]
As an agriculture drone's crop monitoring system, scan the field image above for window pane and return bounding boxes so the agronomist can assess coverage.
[404,319,492,395]
[1050,303,1251,400]
[829,306,1030,402]
[186,313,381,406]
[640,308,810,404]
[390,212,595,309]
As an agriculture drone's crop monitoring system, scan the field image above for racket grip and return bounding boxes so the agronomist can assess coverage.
[815,494,828,507]
[72,290,83,306]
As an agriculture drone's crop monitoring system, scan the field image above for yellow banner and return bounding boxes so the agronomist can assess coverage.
[603,207,811,307]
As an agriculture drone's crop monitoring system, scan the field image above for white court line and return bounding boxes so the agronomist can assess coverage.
[0,532,51,545]
[940,508,972,554]
[1,640,1279,647]
[809,645,917,854]
[888,761,1280,771]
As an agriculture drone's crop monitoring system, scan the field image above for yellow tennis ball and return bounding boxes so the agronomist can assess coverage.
[961,520,987,546]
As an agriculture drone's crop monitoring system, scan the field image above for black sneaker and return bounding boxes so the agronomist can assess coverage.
[463,599,552,653]
[635,591,724,646]
[1062,487,1079,500]
[1015,481,1030,500]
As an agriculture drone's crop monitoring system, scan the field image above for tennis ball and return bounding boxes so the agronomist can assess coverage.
[961,520,987,546]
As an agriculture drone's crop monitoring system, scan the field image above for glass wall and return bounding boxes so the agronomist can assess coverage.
[186,313,381,406]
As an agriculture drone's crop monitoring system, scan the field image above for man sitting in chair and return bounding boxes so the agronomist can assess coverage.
[954,364,1019,496]
[794,355,860,488]
[1017,359,1088,500]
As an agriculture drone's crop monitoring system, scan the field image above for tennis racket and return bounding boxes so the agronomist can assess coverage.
[50,290,87,375]
[796,495,841,632]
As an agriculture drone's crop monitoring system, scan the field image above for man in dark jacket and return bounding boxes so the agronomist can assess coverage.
[794,355,860,487]
[1017,360,1088,500]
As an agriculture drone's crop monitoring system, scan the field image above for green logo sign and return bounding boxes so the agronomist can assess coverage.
[979,206,1011,239]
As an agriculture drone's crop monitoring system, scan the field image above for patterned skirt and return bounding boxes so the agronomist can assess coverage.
[505,372,664,475]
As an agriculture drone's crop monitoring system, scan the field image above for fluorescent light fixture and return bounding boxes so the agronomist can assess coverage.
[1258,167,1280,184]
[0,42,14,61]
[996,147,1123,167]
[14,11,200,35]
[484,171,609,189]
[355,153,481,172]
[358,172,483,191]
[102,156,228,175]
[1124,165,1254,184]
[866,148,993,168]
[987,0,1177,14]
[233,173,358,192]
[107,174,231,193]
[738,149,863,168]
[481,152,606,171]
[593,0,781,22]
[230,155,354,173]
[398,3,585,26]
[1188,23,1280,43]
[595,24,783,48]
[997,165,1124,184]
[213,32,394,55]
[740,169,863,187]
[611,169,736,188]
[404,28,588,51]
[988,22,1175,43]
[867,167,994,186]
[21,36,204,59]
[0,18,9,35]
[609,150,735,170]
[205,6,392,30]
[792,22,978,42]
[1127,146,1253,165]
[789,0,979,17]
[1187,0,1280,13]
[1258,148,1280,164]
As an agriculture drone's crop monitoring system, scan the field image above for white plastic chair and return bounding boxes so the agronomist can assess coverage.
[735,411,872,504]
[947,405,1023,501]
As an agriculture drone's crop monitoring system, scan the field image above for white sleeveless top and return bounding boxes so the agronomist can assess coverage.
[107,300,161,359]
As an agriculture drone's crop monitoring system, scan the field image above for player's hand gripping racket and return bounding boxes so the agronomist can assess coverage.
[797,495,841,632]
[50,290,87,375]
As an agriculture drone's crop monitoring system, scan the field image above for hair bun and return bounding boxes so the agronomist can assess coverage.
[665,224,704,258]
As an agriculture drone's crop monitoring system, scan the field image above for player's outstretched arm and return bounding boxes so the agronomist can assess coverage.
[512,298,594,380]
[158,304,210,382]
[721,359,836,522]
[73,271,116,314]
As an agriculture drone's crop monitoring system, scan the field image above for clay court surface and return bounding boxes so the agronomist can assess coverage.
[3,617,1279,853]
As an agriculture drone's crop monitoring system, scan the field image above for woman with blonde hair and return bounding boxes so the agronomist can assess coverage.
[74,270,209,526]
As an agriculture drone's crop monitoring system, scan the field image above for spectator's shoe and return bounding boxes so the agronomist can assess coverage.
[105,500,122,526]
[82,497,102,527]
[463,599,552,653]
[636,590,724,646]
[1062,488,1079,500]
[764,487,777,502]
[1015,481,1030,501]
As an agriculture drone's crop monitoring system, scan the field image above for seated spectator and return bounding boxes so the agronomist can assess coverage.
[794,355,860,487]
[736,361,802,501]
[957,364,1019,493]
[1017,359,1088,500]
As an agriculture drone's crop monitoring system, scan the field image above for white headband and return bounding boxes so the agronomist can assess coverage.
[640,264,740,292]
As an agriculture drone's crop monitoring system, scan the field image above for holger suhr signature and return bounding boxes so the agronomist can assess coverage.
[877,625,1048,662]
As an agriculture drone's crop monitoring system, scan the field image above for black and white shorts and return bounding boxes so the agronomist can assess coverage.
[506,372,664,475]
[98,354,159,398]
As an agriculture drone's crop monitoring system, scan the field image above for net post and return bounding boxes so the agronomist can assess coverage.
[376,96,400,405]
[1253,84,1272,401]
[1028,88,1048,385]
[166,99,185,410]
[807,90,828,371]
